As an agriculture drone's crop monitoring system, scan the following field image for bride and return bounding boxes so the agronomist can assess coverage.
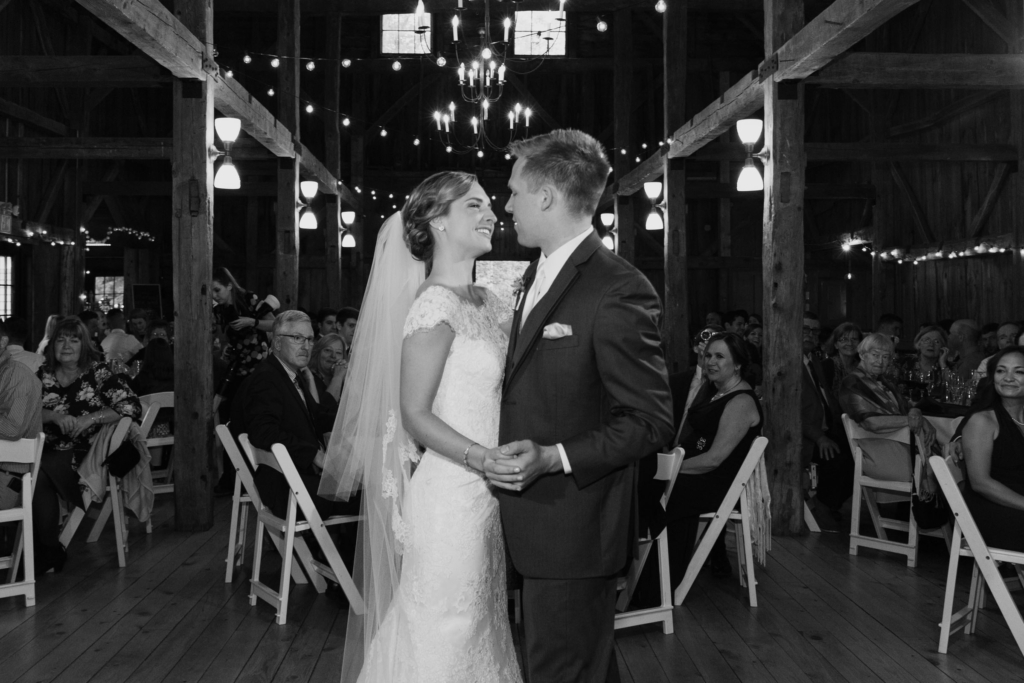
[320,171,523,682]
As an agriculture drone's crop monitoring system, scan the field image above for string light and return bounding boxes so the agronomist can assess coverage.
[306,104,314,113]
[225,69,233,78]
[267,88,275,96]
[342,59,352,68]
[392,60,402,71]
[596,18,608,32]
[342,118,350,126]
[306,61,316,71]
[436,55,447,67]
[243,54,252,64]
[655,0,667,12]
[270,57,280,68]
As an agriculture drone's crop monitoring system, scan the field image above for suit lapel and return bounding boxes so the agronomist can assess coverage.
[504,234,602,393]
[505,261,537,383]
[271,357,318,434]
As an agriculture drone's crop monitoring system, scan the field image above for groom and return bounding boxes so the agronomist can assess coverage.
[485,130,674,683]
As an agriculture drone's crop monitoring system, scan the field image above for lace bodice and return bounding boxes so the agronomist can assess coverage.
[403,286,510,449]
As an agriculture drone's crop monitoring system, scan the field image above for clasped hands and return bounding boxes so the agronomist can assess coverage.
[475,440,562,492]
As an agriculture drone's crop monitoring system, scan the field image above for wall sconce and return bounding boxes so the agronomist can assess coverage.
[213,117,241,190]
[299,181,319,230]
[598,213,616,249]
[736,119,768,192]
[643,181,665,231]
[341,232,356,248]
[341,210,356,226]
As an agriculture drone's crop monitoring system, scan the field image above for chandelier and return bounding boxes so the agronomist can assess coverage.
[431,0,538,156]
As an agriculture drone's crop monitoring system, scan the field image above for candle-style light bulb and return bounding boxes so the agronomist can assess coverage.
[508,111,515,129]
[471,116,479,134]
[482,99,490,120]
[442,113,451,133]
[498,63,506,82]
[503,17,512,42]
[434,111,442,130]
[458,63,466,83]
[514,102,522,122]
[452,15,460,41]
[524,107,532,127]
[449,101,456,122]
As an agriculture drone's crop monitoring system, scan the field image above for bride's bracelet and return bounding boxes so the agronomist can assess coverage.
[463,442,479,472]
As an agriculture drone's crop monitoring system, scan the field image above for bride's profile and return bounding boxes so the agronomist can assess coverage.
[320,171,522,682]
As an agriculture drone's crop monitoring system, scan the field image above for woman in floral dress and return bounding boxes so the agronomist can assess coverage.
[34,316,142,573]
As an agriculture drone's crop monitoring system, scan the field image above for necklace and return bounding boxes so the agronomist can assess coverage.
[1011,412,1024,427]
[711,377,742,401]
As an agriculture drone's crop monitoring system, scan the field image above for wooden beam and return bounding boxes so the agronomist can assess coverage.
[275,0,301,311]
[968,162,1012,238]
[764,0,807,536]
[209,0,766,13]
[324,13,343,308]
[808,53,1024,89]
[0,56,169,88]
[213,74,295,158]
[960,0,1018,47]
[774,0,921,81]
[806,142,1018,162]
[888,91,1002,138]
[35,160,68,224]
[81,162,123,225]
[718,72,734,314]
[171,0,216,532]
[663,0,689,374]
[614,7,634,264]
[670,70,763,160]
[0,138,173,159]
[0,98,68,136]
[889,162,935,243]
[368,73,443,133]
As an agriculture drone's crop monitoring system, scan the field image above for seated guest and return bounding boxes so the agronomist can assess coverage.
[659,333,762,587]
[900,325,949,382]
[35,317,142,572]
[4,316,44,373]
[948,319,985,383]
[724,309,748,336]
[336,307,359,359]
[705,311,723,327]
[744,324,763,366]
[838,333,937,486]
[231,311,352,522]
[131,319,172,364]
[822,322,862,395]
[876,313,904,346]
[803,313,855,519]
[127,308,150,343]
[980,323,1000,357]
[0,320,43,514]
[309,333,348,402]
[314,308,337,340]
[132,338,174,396]
[748,313,763,327]
[36,314,60,355]
[101,308,144,364]
[960,346,1024,552]
[976,322,1024,379]
[79,310,107,348]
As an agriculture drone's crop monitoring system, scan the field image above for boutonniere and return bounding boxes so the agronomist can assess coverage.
[512,276,526,309]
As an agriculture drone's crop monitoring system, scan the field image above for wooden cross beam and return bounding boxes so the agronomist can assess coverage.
[0,56,170,88]
[207,0,766,13]
[616,0,924,194]
[73,0,359,209]
[889,162,935,243]
[0,98,68,136]
[0,138,174,159]
[808,53,1024,89]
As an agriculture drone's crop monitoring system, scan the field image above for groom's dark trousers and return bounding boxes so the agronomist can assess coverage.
[498,233,674,683]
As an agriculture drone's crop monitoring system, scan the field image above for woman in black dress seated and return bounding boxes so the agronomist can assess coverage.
[961,346,1024,551]
[35,316,142,572]
[661,332,762,588]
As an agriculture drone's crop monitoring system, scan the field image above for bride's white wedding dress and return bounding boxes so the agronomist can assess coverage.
[356,285,523,683]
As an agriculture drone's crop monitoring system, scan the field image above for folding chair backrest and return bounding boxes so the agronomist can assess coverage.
[931,455,995,553]
[139,392,174,440]
[216,426,264,510]
[110,416,132,452]
[237,433,259,471]
[269,442,365,614]
[710,437,768,520]
[657,447,685,507]
[0,433,45,492]
[842,413,924,486]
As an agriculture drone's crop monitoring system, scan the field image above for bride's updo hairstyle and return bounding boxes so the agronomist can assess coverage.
[401,171,477,269]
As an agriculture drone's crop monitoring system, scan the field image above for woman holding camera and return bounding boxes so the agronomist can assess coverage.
[309,333,349,402]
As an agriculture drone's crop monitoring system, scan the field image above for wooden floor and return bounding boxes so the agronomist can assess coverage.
[1,496,1022,683]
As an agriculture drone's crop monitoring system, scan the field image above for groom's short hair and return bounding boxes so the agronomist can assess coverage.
[509,129,611,219]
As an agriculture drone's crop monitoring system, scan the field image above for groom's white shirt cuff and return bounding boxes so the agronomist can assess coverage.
[556,443,572,474]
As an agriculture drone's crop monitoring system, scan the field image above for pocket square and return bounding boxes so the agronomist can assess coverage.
[542,323,573,340]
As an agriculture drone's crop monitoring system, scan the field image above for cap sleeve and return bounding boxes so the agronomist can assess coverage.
[403,286,461,338]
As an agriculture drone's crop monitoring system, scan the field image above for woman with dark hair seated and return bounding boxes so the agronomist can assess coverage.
[659,332,762,586]
[960,346,1024,551]
[35,316,142,572]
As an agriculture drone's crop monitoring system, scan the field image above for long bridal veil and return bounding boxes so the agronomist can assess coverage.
[319,212,425,682]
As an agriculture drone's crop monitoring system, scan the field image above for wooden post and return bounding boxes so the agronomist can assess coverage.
[324,13,343,308]
[718,72,733,313]
[613,8,634,264]
[349,73,367,304]
[274,0,300,310]
[245,195,259,285]
[170,0,215,531]
[663,1,688,373]
[763,0,806,535]
[1009,3,1024,315]
[123,247,138,311]
[60,162,82,315]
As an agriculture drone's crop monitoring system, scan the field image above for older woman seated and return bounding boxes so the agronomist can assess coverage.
[960,346,1024,552]
[900,325,949,384]
[309,332,349,402]
[838,333,936,487]
[823,322,862,395]
[659,333,762,586]
[34,316,142,572]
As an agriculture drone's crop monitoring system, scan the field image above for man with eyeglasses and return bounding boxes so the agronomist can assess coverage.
[232,310,352,527]
[801,312,854,526]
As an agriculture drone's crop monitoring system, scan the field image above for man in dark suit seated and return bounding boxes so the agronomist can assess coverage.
[231,310,355,522]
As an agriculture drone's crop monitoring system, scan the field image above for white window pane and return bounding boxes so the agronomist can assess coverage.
[514,11,565,56]
[382,13,431,54]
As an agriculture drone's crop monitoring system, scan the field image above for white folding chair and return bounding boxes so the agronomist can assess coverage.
[0,434,45,606]
[87,395,172,543]
[58,417,133,567]
[674,436,769,607]
[247,442,363,624]
[221,428,311,587]
[614,447,685,634]
[931,455,1024,656]
[842,414,949,567]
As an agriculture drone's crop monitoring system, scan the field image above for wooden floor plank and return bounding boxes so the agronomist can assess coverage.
[681,587,779,683]
[617,630,672,683]
[270,596,340,683]
[233,586,321,683]
[306,611,347,683]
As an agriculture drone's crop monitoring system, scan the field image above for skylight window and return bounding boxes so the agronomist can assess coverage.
[514,11,566,56]
[382,13,431,55]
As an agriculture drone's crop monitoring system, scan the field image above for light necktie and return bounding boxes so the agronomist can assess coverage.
[520,263,547,329]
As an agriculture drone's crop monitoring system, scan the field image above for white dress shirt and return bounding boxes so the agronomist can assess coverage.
[520,227,593,475]
[6,345,44,374]
[101,328,144,364]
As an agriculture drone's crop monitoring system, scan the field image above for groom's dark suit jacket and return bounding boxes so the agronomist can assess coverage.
[497,232,674,579]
